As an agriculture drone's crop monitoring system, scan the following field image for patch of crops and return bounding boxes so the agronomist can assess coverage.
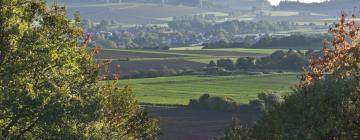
[116,74,299,105]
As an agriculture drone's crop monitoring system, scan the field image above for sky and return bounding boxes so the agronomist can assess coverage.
[268,0,327,5]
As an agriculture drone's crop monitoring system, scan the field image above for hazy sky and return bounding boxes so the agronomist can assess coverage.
[268,0,326,5]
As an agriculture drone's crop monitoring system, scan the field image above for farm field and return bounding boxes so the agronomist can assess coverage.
[115,73,299,105]
[102,59,207,76]
[146,106,260,140]
[203,48,283,54]
[66,3,212,24]
[168,50,267,57]
[95,48,273,77]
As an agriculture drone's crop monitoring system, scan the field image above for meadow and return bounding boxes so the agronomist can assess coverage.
[114,73,299,105]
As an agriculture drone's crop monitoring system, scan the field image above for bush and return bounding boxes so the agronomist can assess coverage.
[189,94,240,112]
[188,93,279,112]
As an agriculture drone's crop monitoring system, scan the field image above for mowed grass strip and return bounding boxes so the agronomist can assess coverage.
[204,48,283,54]
[188,57,238,63]
[114,74,299,105]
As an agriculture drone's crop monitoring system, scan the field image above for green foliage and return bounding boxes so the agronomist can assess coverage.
[219,35,360,140]
[0,1,101,138]
[217,118,252,140]
[236,50,309,70]
[252,34,327,49]
[219,75,360,139]
[188,94,239,112]
[207,49,310,72]
[90,85,161,139]
[169,19,291,34]
[216,59,235,70]
[250,75,360,139]
[236,57,257,68]
[188,92,281,112]
[0,1,160,139]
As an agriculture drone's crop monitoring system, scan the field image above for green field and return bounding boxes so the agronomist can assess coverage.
[170,46,282,55]
[169,46,204,50]
[188,57,238,63]
[205,48,283,54]
[265,11,299,17]
[114,73,299,105]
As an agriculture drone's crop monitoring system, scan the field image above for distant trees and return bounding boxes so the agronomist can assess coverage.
[0,1,159,139]
[188,94,239,112]
[169,18,292,34]
[203,41,251,49]
[252,34,327,49]
[217,59,236,70]
[189,92,280,112]
[125,67,194,79]
[206,50,311,72]
[204,34,327,50]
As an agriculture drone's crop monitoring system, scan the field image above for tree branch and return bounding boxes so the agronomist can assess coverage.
[1,116,19,138]
[15,115,42,139]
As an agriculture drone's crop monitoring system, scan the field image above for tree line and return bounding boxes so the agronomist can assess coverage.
[203,34,328,50]
[206,49,314,74]
[169,17,292,34]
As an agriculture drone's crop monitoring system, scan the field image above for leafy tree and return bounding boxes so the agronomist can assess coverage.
[217,118,252,140]
[0,1,101,138]
[207,60,217,68]
[90,85,160,139]
[236,57,256,69]
[217,59,235,70]
[0,1,160,139]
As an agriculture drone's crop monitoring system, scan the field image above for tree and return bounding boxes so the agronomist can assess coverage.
[207,60,217,68]
[90,85,161,139]
[0,1,160,139]
[0,1,101,138]
[217,59,235,70]
[217,118,252,140]
[236,57,256,69]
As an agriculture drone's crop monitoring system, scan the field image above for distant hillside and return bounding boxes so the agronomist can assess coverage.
[48,0,270,10]
[276,0,360,16]
[68,4,209,24]
[209,0,271,10]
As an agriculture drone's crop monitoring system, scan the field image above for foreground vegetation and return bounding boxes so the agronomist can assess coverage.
[218,13,360,140]
[0,1,159,139]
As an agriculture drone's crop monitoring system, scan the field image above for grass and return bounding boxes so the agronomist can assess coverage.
[170,46,283,55]
[157,17,174,22]
[113,73,299,105]
[188,57,238,64]
[169,46,204,50]
[266,11,299,17]
[198,12,229,17]
[205,48,283,54]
